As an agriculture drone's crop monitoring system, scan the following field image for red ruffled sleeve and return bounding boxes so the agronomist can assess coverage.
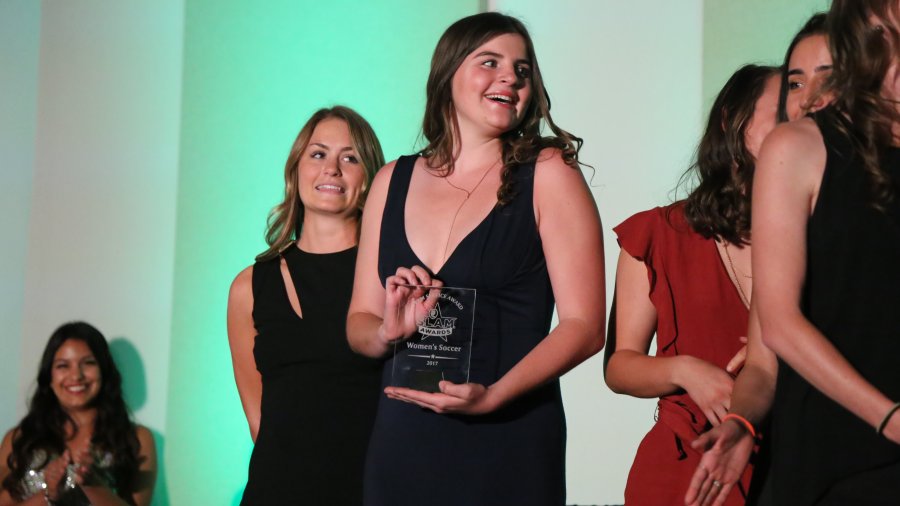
[614,207,665,295]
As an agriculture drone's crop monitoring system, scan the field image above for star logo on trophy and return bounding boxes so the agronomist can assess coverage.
[417,304,456,342]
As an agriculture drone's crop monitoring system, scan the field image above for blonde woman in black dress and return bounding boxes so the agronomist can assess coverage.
[227,106,385,505]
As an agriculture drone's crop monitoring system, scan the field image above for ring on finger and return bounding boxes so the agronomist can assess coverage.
[712,480,723,488]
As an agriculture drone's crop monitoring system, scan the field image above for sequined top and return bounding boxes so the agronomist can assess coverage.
[18,448,115,504]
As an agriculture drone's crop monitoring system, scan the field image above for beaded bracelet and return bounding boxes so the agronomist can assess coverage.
[876,401,900,437]
[722,413,757,438]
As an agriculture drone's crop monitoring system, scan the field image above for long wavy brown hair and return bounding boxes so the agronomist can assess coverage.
[3,322,140,501]
[420,12,582,205]
[682,64,780,245]
[823,0,900,210]
[256,106,384,261]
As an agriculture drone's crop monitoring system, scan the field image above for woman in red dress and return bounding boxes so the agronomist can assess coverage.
[604,64,780,506]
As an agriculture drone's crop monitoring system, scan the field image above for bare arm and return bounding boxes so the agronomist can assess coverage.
[128,426,157,506]
[347,161,399,358]
[727,303,778,427]
[0,429,16,506]
[0,429,58,506]
[753,121,900,441]
[686,303,778,505]
[605,244,740,426]
[487,149,606,406]
[227,266,262,441]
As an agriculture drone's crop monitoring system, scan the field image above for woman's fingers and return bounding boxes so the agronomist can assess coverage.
[386,382,488,415]
[690,431,715,452]
[726,343,748,374]
[710,482,734,506]
[693,471,713,506]
[409,265,433,287]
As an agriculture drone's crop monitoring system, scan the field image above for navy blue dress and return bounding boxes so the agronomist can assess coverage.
[364,155,566,506]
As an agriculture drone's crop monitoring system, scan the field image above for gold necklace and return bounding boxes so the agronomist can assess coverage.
[443,159,497,198]
[723,242,751,309]
[437,158,501,264]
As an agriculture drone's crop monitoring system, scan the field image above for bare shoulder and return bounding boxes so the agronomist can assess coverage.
[369,159,399,194]
[0,428,18,474]
[0,428,16,452]
[134,425,155,452]
[759,117,826,176]
[533,147,586,189]
[228,265,254,306]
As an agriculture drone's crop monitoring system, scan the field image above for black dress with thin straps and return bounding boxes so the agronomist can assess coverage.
[364,155,565,506]
[241,246,382,506]
[766,109,900,505]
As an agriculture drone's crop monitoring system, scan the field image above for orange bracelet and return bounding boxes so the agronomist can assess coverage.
[723,413,756,438]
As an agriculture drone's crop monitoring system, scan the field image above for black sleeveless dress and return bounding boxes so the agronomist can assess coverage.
[364,155,565,506]
[241,246,382,506]
[767,110,900,505]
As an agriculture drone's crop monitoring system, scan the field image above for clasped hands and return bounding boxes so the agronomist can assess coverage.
[42,447,95,502]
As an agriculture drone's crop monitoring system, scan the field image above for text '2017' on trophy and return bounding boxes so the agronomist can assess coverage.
[390,285,476,393]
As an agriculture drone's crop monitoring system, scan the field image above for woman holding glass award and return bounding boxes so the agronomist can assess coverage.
[346,12,605,506]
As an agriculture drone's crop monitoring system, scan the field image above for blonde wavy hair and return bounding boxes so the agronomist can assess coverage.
[256,106,384,261]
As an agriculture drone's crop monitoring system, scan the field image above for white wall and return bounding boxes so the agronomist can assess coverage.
[490,2,704,503]
[18,1,184,442]
[0,0,41,431]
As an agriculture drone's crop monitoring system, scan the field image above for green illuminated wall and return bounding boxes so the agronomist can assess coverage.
[165,2,479,504]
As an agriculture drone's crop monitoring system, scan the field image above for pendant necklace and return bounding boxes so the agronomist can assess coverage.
[723,242,751,309]
[436,158,501,265]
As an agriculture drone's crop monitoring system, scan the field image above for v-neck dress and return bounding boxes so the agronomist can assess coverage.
[614,203,755,505]
[364,155,564,505]
[242,246,383,505]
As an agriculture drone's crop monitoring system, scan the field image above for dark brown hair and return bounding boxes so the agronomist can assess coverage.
[823,0,900,209]
[256,106,384,261]
[3,322,140,500]
[778,13,828,122]
[420,12,582,205]
[683,64,780,245]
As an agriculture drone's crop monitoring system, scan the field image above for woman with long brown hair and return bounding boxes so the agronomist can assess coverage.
[346,12,605,506]
[688,1,900,504]
[604,64,780,506]
[227,106,385,505]
[0,322,156,506]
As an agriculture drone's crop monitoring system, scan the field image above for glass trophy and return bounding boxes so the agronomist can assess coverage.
[390,285,476,393]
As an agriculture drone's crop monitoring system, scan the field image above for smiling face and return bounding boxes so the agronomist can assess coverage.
[450,33,533,139]
[296,117,367,219]
[786,34,834,120]
[745,74,782,159]
[50,339,101,412]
